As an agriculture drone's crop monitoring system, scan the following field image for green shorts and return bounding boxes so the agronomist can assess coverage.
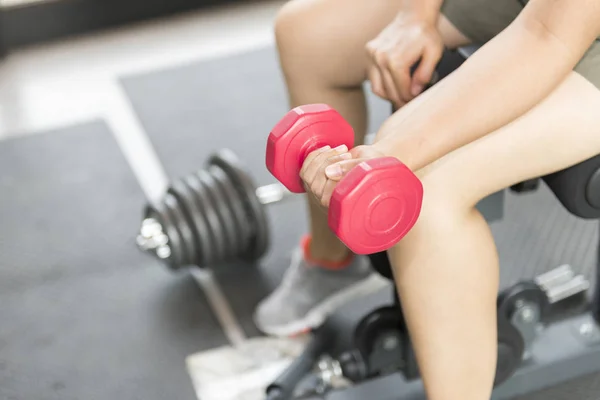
[441,0,600,89]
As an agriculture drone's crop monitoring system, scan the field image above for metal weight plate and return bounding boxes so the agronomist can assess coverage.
[497,281,549,322]
[208,149,269,261]
[181,176,216,266]
[353,306,406,358]
[163,193,195,267]
[186,172,228,264]
[208,164,251,257]
[168,179,210,266]
[494,316,525,386]
[196,169,240,261]
[144,203,184,270]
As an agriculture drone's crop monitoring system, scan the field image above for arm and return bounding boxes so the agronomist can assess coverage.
[402,0,445,22]
[373,0,600,171]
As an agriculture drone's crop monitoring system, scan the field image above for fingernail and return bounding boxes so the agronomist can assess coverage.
[339,153,352,160]
[325,164,343,178]
[411,83,423,97]
[334,144,348,152]
[321,145,331,151]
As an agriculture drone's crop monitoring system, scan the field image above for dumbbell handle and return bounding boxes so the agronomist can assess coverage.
[256,183,294,205]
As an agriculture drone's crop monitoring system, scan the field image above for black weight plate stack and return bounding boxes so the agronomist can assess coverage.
[139,148,270,270]
[207,149,270,262]
[196,169,241,261]
[185,171,228,265]
[168,179,209,265]
[208,164,251,256]
[143,202,186,270]
[164,193,196,267]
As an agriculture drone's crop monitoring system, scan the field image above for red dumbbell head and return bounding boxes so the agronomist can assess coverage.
[329,157,423,254]
[266,104,355,193]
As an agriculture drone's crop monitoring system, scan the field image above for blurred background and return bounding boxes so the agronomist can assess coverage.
[0,2,302,399]
[0,0,285,141]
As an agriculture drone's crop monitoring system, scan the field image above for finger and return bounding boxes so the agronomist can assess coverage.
[390,47,422,103]
[310,173,329,199]
[302,144,349,185]
[366,43,388,99]
[320,179,338,208]
[373,51,398,103]
[368,66,386,99]
[411,44,443,97]
[380,66,402,107]
[310,151,352,197]
[388,57,415,104]
[300,145,331,178]
[324,158,367,181]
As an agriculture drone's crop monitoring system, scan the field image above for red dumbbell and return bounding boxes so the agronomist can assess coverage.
[266,104,423,254]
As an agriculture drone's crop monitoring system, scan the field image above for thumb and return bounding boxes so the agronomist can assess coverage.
[325,159,365,181]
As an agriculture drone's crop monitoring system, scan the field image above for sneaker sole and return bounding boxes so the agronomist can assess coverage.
[255,273,390,337]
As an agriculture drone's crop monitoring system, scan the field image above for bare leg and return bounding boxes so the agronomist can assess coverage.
[274,0,470,261]
[385,72,600,399]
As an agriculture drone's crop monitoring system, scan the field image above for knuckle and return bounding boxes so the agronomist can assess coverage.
[374,51,388,65]
[320,158,333,170]
[409,24,425,38]
[366,41,378,54]
[388,57,404,71]
[316,154,330,166]
[310,181,320,195]
[299,168,306,180]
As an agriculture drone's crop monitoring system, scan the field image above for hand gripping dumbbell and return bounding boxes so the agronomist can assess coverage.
[266,104,423,254]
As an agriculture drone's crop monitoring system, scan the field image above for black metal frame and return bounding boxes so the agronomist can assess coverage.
[0,7,6,58]
[595,229,600,323]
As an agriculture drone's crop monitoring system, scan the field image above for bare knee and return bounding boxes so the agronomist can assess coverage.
[274,0,362,87]
[414,167,481,229]
[274,0,401,88]
[273,0,309,56]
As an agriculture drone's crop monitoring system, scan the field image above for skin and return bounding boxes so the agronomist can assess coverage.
[366,0,445,107]
[276,0,600,398]
[275,0,468,262]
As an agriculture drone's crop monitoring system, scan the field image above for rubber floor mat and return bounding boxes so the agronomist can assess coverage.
[0,122,227,400]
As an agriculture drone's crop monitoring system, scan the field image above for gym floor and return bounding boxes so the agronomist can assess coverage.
[0,0,283,200]
[0,2,287,397]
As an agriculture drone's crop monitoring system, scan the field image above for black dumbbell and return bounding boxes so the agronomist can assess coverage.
[136,149,293,270]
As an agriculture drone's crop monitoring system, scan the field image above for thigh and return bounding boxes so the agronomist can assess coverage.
[275,0,470,88]
[419,71,600,210]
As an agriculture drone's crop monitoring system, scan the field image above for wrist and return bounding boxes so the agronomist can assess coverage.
[400,0,441,25]
[372,132,431,173]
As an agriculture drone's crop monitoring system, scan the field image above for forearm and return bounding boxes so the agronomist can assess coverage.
[373,18,584,171]
[402,0,444,22]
